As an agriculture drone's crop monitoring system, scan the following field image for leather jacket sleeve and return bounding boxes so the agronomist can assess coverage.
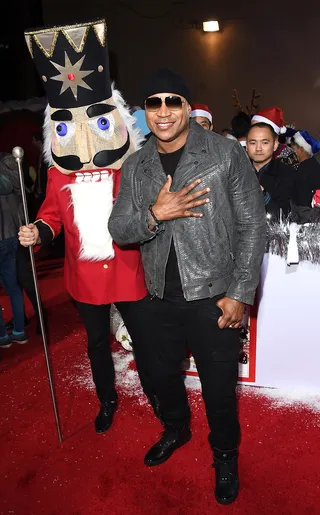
[0,173,13,195]
[226,145,266,304]
[109,156,160,245]
[0,155,21,196]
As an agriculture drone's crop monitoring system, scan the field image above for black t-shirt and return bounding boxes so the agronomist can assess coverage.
[158,146,185,298]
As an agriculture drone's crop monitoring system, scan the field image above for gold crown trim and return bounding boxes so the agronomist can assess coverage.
[93,22,107,47]
[25,35,33,58]
[25,19,105,36]
[62,26,90,53]
[34,31,59,58]
[25,20,107,58]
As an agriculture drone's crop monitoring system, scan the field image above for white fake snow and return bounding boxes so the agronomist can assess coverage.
[73,348,320,413]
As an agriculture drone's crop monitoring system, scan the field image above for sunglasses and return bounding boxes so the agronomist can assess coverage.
[145,96,185,112]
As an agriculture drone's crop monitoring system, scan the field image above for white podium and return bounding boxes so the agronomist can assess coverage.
[184,253,320,392]
[250,253,320,390]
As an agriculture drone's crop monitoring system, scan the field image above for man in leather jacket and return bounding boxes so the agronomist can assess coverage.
[109,69,266,505]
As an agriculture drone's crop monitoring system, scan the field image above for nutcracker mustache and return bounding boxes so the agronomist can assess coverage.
[51,132,131,170]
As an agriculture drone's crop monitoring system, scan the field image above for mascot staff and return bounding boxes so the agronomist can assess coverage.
[19,19,152,433]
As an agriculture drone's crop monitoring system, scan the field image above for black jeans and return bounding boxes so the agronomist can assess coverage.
[75,297,155,404]
[138,294,240,451]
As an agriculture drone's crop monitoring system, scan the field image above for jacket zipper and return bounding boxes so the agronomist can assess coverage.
[221,217,235,261]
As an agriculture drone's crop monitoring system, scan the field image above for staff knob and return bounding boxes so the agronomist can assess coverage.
[12,146,25,161]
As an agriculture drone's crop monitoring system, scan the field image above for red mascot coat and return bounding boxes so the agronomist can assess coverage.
[36,167,147,305]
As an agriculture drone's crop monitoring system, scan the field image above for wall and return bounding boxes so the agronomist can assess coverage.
[40,1,320,135]
[0,0,44,101]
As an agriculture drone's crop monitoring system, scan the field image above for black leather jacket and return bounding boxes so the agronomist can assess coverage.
[109,121,266,305]
[0,153,23,241]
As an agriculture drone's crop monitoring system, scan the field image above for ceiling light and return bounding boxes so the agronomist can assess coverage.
[202,21,219,32]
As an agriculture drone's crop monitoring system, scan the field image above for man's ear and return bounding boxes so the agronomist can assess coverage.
[186,102,192,116]
[274,137,279,151]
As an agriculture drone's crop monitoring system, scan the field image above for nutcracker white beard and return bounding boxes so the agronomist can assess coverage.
[63,172,115,261]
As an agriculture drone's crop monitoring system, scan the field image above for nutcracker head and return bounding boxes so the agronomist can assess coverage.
[25,19,142,174]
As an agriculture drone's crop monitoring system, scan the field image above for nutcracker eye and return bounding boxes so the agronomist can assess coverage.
[97,117,110,131]
[54,121,75,146]
[56,122,68,136]
[88,114,115,139]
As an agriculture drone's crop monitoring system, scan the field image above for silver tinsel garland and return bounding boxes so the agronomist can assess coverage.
[266,219,320,264]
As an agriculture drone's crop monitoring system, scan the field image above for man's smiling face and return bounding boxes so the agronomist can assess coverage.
[144,93,191,144]
[50,96,133,174]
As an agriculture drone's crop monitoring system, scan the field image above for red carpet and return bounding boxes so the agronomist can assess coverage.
[1,259,320,514]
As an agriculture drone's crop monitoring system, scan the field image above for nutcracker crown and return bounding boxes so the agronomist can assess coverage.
[25,19,111,108]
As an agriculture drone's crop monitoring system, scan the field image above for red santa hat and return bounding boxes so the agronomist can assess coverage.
[191,104,212,124]
[251,107,286,135]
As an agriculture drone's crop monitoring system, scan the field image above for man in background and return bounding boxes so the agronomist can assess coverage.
[0,153,28,347]
[290,130,320,163]
[246,123,294,219]
[190,104,213,130]
[252,107,299,168]
[231,112,251,150]
[293,144,320,210]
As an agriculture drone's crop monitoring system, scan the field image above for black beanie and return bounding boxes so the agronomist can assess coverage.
[142,68,192,104]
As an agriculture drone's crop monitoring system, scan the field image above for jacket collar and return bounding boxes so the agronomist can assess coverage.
[255,158,282,177]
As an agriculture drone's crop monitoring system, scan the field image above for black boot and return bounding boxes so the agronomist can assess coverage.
[149,394,163,423]
[144,424,191,466]
[95,399,118,434]
[212,448,239,505]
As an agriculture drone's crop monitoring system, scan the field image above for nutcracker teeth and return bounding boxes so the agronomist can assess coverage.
[92,172,100,182]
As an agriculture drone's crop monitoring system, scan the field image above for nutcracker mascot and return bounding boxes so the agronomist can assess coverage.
[19,19,150,433]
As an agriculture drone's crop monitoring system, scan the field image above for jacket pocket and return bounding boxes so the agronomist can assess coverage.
[220,216,235,261]
[196,164,220,181]
[177,164,220,190]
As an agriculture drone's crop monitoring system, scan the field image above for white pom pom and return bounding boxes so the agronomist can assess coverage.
[280,126,287,134]
[115,322,133,351]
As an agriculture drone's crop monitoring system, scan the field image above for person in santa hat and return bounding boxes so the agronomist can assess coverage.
[292,131,320,211]
[18,19,156,434]
[246,122,295,219]
[290,130,320,163]
[190,104,213,131]
[252,107,299,169]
